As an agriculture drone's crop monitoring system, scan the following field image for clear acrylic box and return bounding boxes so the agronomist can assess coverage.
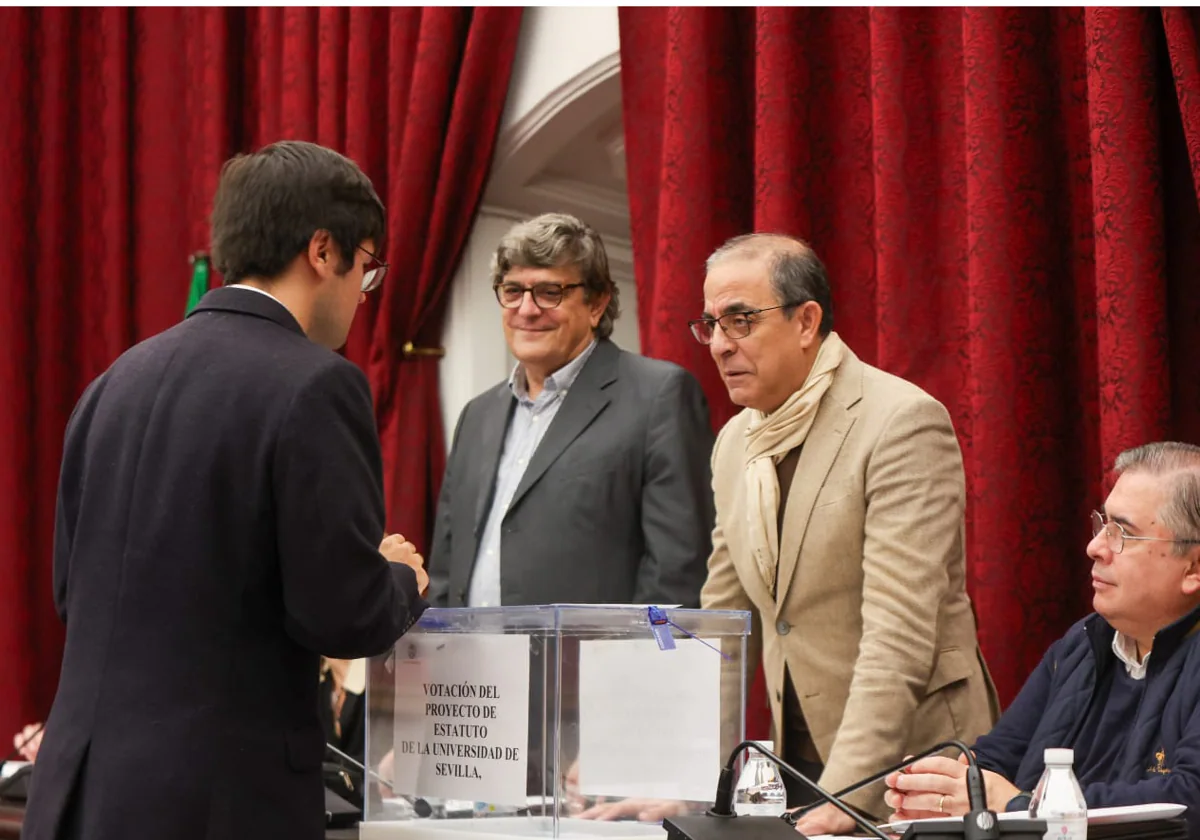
[360,605,750,840]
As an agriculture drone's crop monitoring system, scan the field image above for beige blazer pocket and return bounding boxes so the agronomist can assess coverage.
[813,477,861,509]
[928,648,973,693]
[913,648,976,746]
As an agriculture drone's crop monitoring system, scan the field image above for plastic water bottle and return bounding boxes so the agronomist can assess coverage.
[1030,748,1088,840]
[734,741,787,817]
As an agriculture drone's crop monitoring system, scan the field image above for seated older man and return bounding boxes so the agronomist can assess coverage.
[886,442,1200,835]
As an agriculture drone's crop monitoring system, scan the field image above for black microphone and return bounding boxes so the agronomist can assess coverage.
[788,740,1045,840]
[664,739,890,840]
[324,742,433,818]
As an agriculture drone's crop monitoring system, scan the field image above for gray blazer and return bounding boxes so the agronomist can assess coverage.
[427,339,715,608]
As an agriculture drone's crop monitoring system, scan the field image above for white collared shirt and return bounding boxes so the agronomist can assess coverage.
[466,339,598,608]
[231,283,286,307]
[1112,632,1150,680]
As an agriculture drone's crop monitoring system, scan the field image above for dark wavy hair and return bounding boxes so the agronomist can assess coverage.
[211,140,385,284]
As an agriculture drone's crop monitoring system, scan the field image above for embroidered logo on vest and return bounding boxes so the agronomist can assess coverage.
[1147,748,1171,776]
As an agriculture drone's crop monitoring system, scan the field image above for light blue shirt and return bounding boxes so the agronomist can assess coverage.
[467,340,599,607]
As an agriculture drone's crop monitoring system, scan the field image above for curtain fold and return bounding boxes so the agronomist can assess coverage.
[621,6,1200,737]
[0,5,520,741]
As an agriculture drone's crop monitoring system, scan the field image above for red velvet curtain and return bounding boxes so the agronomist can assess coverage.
[0,6,520,742]
[620,6,1200,736]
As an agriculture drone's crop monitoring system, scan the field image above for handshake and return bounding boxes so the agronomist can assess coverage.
[379,533,429,596]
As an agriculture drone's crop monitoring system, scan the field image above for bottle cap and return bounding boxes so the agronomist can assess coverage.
[1044,748,1074,765]
[753,740,774,753]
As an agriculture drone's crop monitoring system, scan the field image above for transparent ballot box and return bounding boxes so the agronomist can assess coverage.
[360,605,750,840]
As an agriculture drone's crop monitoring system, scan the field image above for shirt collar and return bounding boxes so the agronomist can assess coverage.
[1112,632,1150,680]
[508,338,598,403]
[231,283,287,308]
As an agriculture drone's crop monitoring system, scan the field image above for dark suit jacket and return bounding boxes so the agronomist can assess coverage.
[23,287,427,840]
[427,338,715,608]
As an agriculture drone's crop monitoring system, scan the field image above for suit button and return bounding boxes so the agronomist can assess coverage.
[776,620,791,636]
[775,689,782,702]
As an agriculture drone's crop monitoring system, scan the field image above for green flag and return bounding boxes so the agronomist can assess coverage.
[186,253,211,316]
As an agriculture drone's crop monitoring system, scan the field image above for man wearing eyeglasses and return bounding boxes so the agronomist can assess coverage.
[427,212,715,611]
[886,442,1200,837]
[22,141,428,840]
[695,233,998,834]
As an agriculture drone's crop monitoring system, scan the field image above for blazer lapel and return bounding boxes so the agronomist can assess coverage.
[505,340,617,514]
[472,386,516,538]
[774,352,864,610]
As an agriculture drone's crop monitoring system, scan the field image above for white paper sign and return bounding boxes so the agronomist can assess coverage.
[392,633,530,805]
[577,637,721,801]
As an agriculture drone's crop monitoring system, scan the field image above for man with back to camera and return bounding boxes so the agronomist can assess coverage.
[426,212,715,609]
[697,233,999,834]
[22,140,429,840]
[886,443,1200,840]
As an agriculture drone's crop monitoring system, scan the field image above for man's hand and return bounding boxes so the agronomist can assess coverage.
[380,533,428,595]
[577,798,691,823]
[792,802,858,835]
[564,759,690,822]
[884,755,1019,821]
[13,722,43,762]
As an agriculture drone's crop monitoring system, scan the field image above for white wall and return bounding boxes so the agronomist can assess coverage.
[437,7,632,450]
[499,7,622,135]
[438,210,518,446]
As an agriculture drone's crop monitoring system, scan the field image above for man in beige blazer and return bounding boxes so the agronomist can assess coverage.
[693,234,999,834]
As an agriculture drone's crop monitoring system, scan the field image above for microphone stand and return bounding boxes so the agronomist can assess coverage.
[787,739,1046,840]
[325,742,432,818]
[721,741,890,839]
[787,740,979,819]
[664,740,890,840]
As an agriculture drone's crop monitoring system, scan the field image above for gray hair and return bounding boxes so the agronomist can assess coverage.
[490,213,620,340]
[705,233,834,336]
[1113,442,1200,556]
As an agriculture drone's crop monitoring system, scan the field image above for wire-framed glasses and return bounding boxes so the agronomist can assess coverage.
[359,246,388,293]
[1091,510,1200,554]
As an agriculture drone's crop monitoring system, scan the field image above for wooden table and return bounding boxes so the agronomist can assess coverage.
[0,803,22,840]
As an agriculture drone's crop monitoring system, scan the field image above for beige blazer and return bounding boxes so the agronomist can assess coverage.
[701,347,999,818]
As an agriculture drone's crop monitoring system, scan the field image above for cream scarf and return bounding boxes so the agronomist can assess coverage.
[744,331,846,596]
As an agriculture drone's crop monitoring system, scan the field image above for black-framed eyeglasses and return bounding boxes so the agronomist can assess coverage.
[1091,510,1200,555]
[688,304,795,345]
[359,246,388,293]
[493,281,585,310]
